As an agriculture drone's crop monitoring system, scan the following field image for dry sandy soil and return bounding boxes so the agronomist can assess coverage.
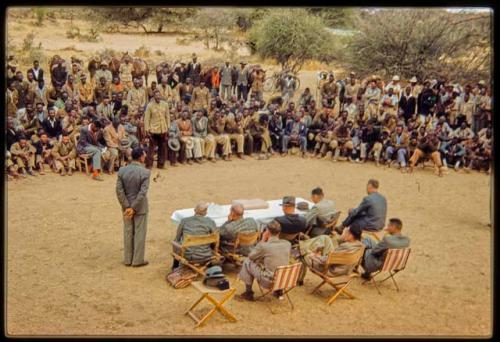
[6,12,492,337]
[6,156,492,337]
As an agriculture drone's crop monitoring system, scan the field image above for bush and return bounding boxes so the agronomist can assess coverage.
[134,45,151,58]
[22,32,35,51]
[66,26,80,39]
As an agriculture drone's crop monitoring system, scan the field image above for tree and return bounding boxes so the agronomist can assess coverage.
[306,8,359,28]
[190,8,236,50]
[248,9,337,73]
[343,9,491,82]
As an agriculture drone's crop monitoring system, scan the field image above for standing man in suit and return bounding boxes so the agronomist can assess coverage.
[116,147,151,267]
[361,218,410,279]
[187,53,201,86]
[28,60,44,83]
[305,187,337,237]
[336,179,387,236]
[236,220,291,301]
[220,61,232,101]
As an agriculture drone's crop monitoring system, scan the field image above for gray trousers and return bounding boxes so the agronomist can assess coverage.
[239,258,274,290]
[123,213,148,265]
[220,84,231,100]
[84,145,102,170]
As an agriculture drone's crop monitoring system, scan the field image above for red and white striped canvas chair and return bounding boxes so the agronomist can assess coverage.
[255,262,302,314]
[365,247,411,295]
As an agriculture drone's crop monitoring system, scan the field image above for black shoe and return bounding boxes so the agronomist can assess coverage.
[297,280,304,286]
[132,261,149,267]
[273,289,284,298]
[361,272,371,280]
[235,291,254,302]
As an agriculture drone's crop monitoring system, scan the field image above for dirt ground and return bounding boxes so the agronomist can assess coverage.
[6,157,492,336]
[6,12,492,337]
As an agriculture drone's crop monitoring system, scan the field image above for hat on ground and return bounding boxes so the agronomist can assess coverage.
[410,76,417,83]
[205,266,225,279]
[296,201,309,211]
[279,196,296,206]
[392,75,400,81]
[168,138,180,152]
[478,80,486,85]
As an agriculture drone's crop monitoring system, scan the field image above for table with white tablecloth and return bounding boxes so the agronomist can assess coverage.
[170,198,314,228]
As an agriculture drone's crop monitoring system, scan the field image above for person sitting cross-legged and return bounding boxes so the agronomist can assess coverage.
[236,220,291,302]
[172,202,218,271]
[361,217,410,279]
[298,225,364,285]
[219,203,259,256]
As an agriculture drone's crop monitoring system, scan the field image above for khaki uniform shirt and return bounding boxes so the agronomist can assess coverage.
[158,84,173,102]
[11,142,36,156]
[192,86,210,110]
[52,140,77,159]
[144,100,170,134]
[127,87,147,114]
[119,63,133,83]
[78,82,94,103]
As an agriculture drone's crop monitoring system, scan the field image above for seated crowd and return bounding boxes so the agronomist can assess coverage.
[173,180,411,301]
[5,54,492,180]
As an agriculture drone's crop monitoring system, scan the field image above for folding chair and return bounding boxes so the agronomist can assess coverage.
[308,247,366,305]
[171,232,222,277]
[255,262,302,314]
[364,247,411,295]
[362,230,385,242]
[220,231,260,266]
[305,211,342,237]
[73,133,91,175]
[185,281,237,328]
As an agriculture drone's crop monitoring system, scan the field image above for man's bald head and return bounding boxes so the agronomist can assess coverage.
[194,202,209,216]
[230,203,244,217]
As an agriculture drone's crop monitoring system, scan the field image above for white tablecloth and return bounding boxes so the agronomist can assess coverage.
[170,198,314,227]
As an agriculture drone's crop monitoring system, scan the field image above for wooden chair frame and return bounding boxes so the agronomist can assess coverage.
[171,232,222,277]
[220,231,260,266]
[305,211,342,237]
[363,248,411,295]
[308,247,366,305]
[73,133,91,175]
[185,281,237,328]
[255,262,302,314]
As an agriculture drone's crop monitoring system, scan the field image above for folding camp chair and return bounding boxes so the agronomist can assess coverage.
[171,232,222,277]
[308,247,366,305]
[73,133,91,175]
[220,231,260,266]
[255,262,302,314]
[362,230,385,242]
[185,281,237,328]
[364,247,411,295]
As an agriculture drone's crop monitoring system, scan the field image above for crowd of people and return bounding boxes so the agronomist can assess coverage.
[5,53,492,181]
[172,180,410,301]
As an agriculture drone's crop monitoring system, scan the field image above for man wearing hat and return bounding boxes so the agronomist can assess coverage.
[273,196,307,237]
[116,146,151,267]
[126,78,148,118]
[409,76,421,100]
[236,220,291,301]
[187,53,201,86]
[158,76,174,104]
[172,202,218,270]
[236,61,249,102]
[192,81,210,110]
[94,61,113,86]
[78,73,94,107]
[385,75,401,97]
[144,89,170,169]
[119,57,134,93]
[220,61,233,101]
[364,80,381,120]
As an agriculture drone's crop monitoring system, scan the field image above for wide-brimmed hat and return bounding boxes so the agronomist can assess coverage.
[392,75,400,81]
[279,196,296,206]
[240,61,247,65]
[185,137,194,150]
[191,53,197,58]
[205,266,225,279]
[410,76,417,83]
[120,138,131,149]
[478,80,486,85]
[168,138,180,151]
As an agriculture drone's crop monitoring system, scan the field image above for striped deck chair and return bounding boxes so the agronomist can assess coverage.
[308,246,366,305]
[255,262,302,314]
[365,247,411,295]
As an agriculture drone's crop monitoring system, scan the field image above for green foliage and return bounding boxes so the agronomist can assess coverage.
[248,9,337,73]
[33,8,46,25]
[343,9,491,82]
[22,32,36,51]
[233,8,272,31]
[190,8,236,50]
[306,8,358,28]
[66,26,80,39]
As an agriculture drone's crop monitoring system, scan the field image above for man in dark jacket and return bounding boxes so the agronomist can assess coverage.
[273,196,307,239]
[77,118,106,181]
[43,107,63,140]
[187,54,201,85]
[337,179,387,234]
[28,60,44,82]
